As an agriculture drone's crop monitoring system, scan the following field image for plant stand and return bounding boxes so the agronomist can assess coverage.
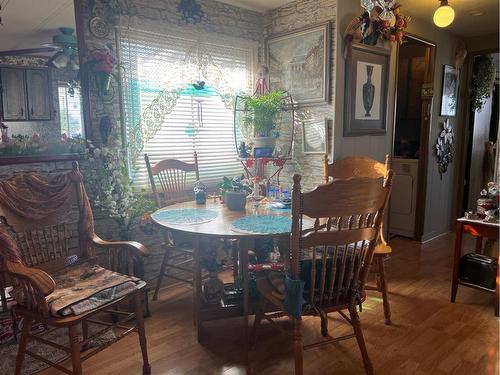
[233,92,295,187]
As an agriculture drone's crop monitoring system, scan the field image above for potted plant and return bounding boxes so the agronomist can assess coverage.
[218,175,250,211]
[241,90,286,151]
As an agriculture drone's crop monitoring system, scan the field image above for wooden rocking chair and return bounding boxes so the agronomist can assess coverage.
[0,163,150,375]
[323,155,394,324]
[252,173,393,374]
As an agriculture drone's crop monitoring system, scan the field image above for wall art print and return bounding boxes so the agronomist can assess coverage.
[344,43,389,136]
[440,64,459,117]
[435,118,454,179]
[266,22,331,105]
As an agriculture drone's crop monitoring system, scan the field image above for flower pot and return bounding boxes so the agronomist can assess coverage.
[95,71,112,96]
[253,136,276,150]
[203,272,224,304]
[224,191,247,211]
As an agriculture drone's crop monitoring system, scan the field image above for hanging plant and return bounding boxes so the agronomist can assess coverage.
[471,55,496,113]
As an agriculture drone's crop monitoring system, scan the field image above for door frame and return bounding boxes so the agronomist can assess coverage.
[391,33,436,241]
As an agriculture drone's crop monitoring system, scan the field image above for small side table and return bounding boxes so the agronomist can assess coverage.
[451,217,500,316]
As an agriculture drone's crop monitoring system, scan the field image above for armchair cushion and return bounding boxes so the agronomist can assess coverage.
[44,261,144,317]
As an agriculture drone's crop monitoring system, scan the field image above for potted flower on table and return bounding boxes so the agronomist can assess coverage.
[218,175,251,211]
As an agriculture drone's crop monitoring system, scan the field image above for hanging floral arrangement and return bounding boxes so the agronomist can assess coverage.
[83,45,119,97]
[471,55,496,113]
[344,2,410,58]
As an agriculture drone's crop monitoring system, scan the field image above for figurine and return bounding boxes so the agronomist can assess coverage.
[238,141,251,158]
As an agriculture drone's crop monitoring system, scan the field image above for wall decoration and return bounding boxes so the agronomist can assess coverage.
[178,0,205,24]
[435,118,454,179]
[302,118,328,154]
[89,17,110,38]
[266,22,331,105]
[440,65,459,117]
[343,3,409,58]
[344,43,389,136]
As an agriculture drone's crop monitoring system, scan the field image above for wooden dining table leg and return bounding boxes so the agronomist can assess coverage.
[239,237,252,366]
[192,235,203,341]
[451,221,464,303]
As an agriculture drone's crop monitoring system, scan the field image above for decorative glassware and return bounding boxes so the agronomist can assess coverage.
[194,180,207,204]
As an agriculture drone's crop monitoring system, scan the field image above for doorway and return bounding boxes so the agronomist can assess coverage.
[462,53,499,213]
[389,35,436,240]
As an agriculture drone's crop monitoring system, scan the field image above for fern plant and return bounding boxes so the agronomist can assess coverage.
[241,90,286,137]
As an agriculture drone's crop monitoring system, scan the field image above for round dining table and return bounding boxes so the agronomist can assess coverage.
[151,199,293,353]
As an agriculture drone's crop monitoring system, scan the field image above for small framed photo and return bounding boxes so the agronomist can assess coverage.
[302,118,329,154]
[440,65,459,117]
[344,43,390,136]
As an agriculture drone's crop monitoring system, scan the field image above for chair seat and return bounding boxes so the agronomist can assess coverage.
[11,261,145,318]
[256,272,366,313]
[374,242,392,255]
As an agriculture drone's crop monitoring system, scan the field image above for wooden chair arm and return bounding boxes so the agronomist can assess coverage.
[91,235,150,257]
[5,261,55,296]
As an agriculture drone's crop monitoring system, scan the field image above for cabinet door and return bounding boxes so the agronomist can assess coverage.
[0,68,27,120]
[26,69,51,120]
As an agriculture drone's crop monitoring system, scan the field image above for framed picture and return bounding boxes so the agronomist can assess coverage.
[266,22,331,105]
[344,44,389,136]
[302,118,329,154]
[440,65,459,117]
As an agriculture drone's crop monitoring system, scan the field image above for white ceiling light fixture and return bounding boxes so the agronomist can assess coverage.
[433,0,455,28]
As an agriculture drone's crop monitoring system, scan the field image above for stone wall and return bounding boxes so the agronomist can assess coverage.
[263,0,336,190]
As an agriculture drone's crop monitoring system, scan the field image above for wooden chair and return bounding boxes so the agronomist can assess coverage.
[323,155,393,324]
[0,163,150,375]
[252,173,393,374]
[145,152,200,300]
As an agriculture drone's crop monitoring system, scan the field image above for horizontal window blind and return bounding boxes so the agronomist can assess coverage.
[120,27,254,188]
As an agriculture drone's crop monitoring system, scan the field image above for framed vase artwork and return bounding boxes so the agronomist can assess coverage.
[302,118,329,154]
[440,65,459,117]
[344,44,389,136]
[266,22,331,105]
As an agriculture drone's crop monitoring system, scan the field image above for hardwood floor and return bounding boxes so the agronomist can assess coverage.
[40,233,498,374]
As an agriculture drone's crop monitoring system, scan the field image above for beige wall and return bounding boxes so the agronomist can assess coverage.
[334,3,465,240]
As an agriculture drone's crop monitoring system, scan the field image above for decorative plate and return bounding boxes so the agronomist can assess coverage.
[90,17,109,38]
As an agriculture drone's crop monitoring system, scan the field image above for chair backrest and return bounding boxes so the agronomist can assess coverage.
[323,155,391,183]
[145,152,199,207]
[290,172,393,308]
[0,163,91,269]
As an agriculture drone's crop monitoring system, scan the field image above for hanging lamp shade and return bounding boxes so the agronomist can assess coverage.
[433,0,455,28]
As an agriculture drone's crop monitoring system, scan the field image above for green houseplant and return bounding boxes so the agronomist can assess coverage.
[218,175,250,211]
[241,90,286,150]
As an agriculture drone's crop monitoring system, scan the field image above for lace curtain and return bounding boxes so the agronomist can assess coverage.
[118,20,256,167]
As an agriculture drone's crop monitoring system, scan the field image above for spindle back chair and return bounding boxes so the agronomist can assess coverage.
[253,172,393,375]
[145,152,200,300]
[323,154,393,324]
[0,163,150,375]
[145,152,199,208]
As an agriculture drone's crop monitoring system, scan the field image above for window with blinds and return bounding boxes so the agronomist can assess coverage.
[120,27,255,188]
[58,85,84,137]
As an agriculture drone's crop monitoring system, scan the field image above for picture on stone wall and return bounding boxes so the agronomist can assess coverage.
[302,118,329,154]
[440,65,459,117]
[344,44,389,136]
[266,22,331,105]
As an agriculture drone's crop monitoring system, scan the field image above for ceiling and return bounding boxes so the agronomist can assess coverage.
[0,0,75,53]
[400,0,499,37]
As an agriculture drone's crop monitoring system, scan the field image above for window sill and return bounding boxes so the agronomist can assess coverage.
[0,153,84,166]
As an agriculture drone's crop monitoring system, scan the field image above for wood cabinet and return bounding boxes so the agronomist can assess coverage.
[1,68,27,120]
[26,69,51,120]
[0,67,52,121]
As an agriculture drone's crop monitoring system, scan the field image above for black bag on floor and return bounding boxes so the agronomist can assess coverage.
[459,253,498,291]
